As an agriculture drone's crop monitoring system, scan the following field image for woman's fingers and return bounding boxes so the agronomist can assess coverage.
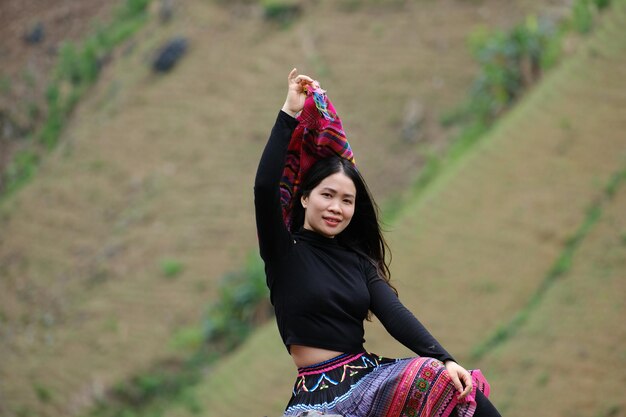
[296,74,314,84]
[287,68,313,86]
[283,67,315,115]
[450,372,465,398]
[287,67,297,80]
[458,372,473,400]
[445,361,473,401]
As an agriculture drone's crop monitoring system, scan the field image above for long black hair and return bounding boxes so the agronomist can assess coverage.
[290,156,396,294]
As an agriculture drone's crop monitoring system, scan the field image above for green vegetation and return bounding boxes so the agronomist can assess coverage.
[42,0,150,148]
[386,14,557,221]
[86,254,269,417]
[386,0,615,224]
[442,15,561,128]
[33,383,52,403]
[2,150,40,198]
[261,0,301,26]
[336,0,407,11]
[160,259,185,279]
[90,355,208,417]
[573,0,595,33]
[536,370,550,386]
[604,167,626,197]
[470,165,626,360]
[25,101,40,122]
[0,76,11,93]
[202,254,270,349]
[0,0,152,204]
[571,0,613,33]
[598,404,622,417]
[104,317,120,333]
[595,0,612,8]
[170,327,204,351]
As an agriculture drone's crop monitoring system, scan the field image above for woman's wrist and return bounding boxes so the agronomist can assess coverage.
[281,104,298,118]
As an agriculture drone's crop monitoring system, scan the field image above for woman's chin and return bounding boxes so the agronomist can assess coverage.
[305,220,348,238]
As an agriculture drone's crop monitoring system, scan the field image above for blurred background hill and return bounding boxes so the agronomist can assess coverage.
[0,1,624,417]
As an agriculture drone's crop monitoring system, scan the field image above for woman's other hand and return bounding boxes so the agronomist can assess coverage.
[445,360,473,400]
[281,68,314,117]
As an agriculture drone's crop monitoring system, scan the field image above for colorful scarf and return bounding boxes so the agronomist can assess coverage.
[280,83,355,230]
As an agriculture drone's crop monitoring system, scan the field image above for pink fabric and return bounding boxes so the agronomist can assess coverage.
[378,357,491,417]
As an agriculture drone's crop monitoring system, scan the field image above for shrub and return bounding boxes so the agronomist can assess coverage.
[33,383,52,403]
[170,327,204,351]
[572,0,593,33]
[261,0,302,26]
[594,0,611,9]
[3,150,39,194]
[116,0,151,20]
[160,259,184,278]
[202,254,270,348]
[39,106,63,148]
[453,16,559,126]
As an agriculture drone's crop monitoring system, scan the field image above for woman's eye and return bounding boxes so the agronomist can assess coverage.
[322,193,331,198]
[344,200,353,205]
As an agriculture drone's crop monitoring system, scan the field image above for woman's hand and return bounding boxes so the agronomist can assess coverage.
[445,360,473,400]
[281,68,314,117]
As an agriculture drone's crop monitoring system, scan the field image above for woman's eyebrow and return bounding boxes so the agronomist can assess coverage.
[321,187,355,198]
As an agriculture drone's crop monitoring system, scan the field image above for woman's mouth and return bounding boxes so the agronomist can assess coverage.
[323,217,341,227]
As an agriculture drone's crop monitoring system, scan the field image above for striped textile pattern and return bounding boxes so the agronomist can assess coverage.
[284,352,490,417]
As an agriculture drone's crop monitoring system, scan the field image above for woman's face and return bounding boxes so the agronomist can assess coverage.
[301,171,356,238]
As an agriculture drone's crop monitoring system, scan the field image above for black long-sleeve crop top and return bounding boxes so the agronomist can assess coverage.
[253,110,454,362]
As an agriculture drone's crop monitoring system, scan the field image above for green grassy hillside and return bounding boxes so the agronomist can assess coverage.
[477,3,626,415]
[159,2,626,416]
[486,170,626,417]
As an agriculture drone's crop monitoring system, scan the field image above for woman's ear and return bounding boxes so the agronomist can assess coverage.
[301,195,308,208]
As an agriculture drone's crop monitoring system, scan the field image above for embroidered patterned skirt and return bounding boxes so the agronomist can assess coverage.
[284,352,490,417]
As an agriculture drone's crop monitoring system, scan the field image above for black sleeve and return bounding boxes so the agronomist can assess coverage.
[365,260,455,363]
[254,110,299,264]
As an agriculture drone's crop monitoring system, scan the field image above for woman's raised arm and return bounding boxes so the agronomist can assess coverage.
[254,69,313,262]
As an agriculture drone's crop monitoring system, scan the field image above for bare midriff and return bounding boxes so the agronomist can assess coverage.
[290,344,345,368]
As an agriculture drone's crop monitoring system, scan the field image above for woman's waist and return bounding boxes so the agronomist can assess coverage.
[290,344,352,370]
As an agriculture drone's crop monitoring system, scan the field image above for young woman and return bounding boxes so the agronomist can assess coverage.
[254,69,502,417]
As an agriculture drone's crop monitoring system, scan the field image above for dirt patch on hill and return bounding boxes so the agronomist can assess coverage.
[0,0,115,170]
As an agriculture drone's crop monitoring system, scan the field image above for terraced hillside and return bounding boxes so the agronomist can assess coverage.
[486,170,626,416]
[0,1,576,416]
[0,0,117,167]
[160,2,626,416]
